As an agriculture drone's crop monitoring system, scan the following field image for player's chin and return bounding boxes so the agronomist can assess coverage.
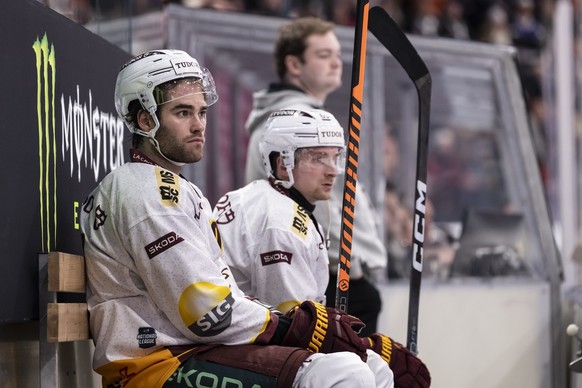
[318,189,332,200]
[182,150,203,163]
[329,75,342,86]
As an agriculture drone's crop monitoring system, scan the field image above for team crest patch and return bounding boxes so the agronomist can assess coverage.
[260,250,293,266]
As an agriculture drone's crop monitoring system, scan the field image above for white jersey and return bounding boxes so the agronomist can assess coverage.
[244,84,386,280]
[80,150,279,379]
[213,180,329,314]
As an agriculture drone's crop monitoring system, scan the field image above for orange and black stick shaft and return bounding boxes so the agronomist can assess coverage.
[335,0,369,313]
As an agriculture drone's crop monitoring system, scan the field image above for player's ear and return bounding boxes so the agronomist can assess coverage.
[284,55,302,77]
[137,110,153,132]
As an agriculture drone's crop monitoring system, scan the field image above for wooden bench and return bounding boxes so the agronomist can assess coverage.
[39,251,97,388]
[44,251,90,342]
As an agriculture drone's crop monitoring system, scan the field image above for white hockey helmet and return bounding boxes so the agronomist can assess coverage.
[260,108,346,188]
[114,49,218,140]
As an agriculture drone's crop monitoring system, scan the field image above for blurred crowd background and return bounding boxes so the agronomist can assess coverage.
[37,0,565,281]
[40,0,552,185]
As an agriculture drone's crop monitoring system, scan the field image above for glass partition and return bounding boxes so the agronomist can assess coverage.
[165,6,560,284]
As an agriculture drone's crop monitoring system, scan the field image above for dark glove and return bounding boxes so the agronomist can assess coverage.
[366,333,431,388]
[281,300,368,362]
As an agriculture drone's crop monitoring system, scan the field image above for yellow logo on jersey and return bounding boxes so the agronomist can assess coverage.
[156,168,180,206]
[291,203,308,239]
[179,282,233,337]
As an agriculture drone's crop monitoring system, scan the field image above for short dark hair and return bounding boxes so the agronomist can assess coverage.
[274,17,335,80]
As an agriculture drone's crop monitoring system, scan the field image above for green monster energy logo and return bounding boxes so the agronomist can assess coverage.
[32,34,57,252]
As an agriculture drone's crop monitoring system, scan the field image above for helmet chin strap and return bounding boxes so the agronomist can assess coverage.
[146,112,186,168]
[274,165,294,189]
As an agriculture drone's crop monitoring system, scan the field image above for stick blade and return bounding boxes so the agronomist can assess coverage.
[368,6,429,83]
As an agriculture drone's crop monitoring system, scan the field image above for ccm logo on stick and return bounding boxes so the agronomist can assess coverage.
[412,180,427,272]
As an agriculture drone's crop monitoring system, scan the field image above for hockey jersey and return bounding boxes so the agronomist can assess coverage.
[213,180,329,314]
[80,150,278,387]
[244,84,386,280]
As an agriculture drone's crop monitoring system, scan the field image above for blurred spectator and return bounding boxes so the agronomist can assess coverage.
[427,127,465,221]
[245,0,285,17]
[384,181,456,280]
[329,0,356,26]
[287,0,323,18]
[384,181,413,279]
[47,0,93,23]
[458,133,510,214]
[372,0,405,28]
[423,197,456,278]
[522,61,548,185]
[201,0,244,11]
[411,0,441,36]
[462,0,498,40]
[511,0,546,77]
[478,2,512,45]
[511,0,546,50]
[437,0,469,40]
[383,124,400,182]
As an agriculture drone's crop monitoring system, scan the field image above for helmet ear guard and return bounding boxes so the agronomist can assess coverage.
[259,108,346,188]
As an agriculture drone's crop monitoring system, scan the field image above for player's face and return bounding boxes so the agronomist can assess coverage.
[292,146,342,204]
[155,82,208,164]
[297,31,342,99]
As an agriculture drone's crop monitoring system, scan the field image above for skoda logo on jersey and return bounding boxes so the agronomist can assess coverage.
[260,250,293,266]
[179,282,234,337]
[145,231,184,259]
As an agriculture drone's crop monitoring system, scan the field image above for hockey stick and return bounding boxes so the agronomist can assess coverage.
[335,0,369,312]
[368,6,432,355]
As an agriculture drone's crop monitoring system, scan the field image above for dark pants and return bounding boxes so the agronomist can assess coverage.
[325,273,382,337]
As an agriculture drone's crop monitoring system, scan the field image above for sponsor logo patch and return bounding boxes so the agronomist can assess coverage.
[137,327,157,349]
[260,250,293,266]
[145,231,184,259]
[179,282,235,337]
[291,203,309,239]
[156,168,180,205]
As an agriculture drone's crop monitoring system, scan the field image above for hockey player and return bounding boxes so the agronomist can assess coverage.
[80,49,394,387]
[244,16,387,336]
[215,108,431,388]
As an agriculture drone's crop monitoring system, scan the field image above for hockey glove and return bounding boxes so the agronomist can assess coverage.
[366,333,431,388]
[281,300,368,362]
